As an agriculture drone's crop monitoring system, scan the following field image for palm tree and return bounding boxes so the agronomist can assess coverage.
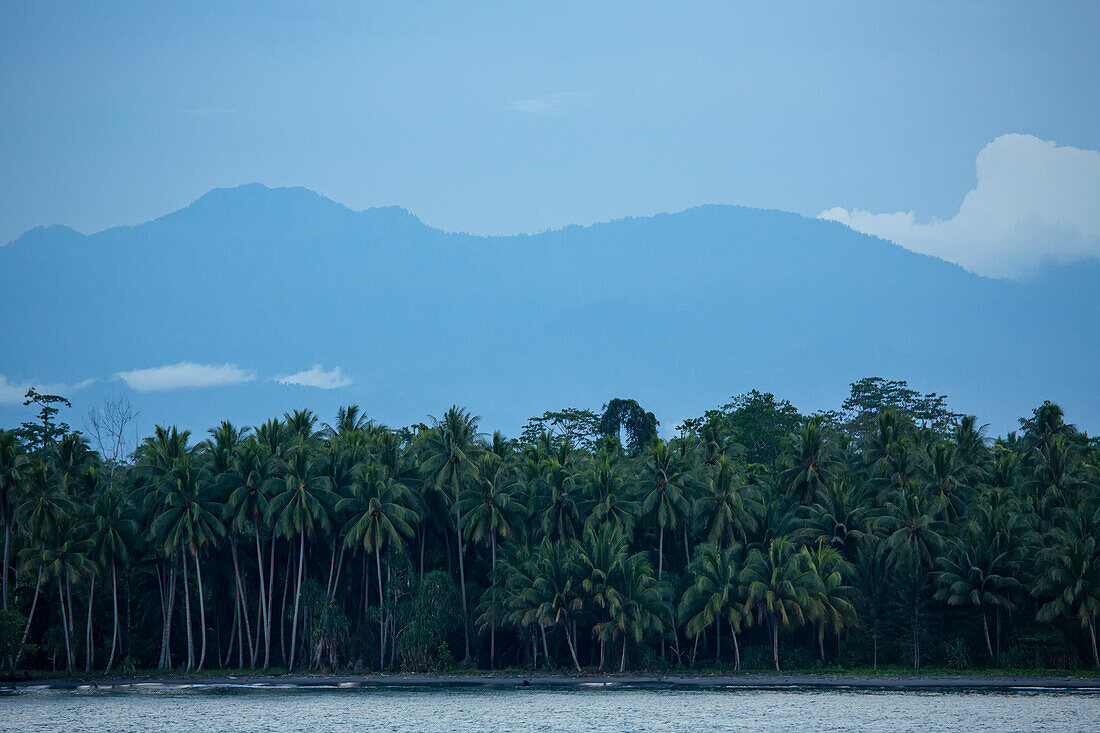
[805,481,872,560]
[679,542,746,668]
[803,542,858,663]
[222,437,273,667]
[338,462,416,669]
[741,537,815,671]
[419,407,481,661]
[922,443,974,521]
[266,440,335,671]
[88,485,138,673]
[461,451,519,667]
[608,552,668,671]
[149,453,224,670]
[935,518,1022,662]
[0,431,30,609]
[641,439,689,579]
[1033,503,1100,669]
[569,523,629,669]
[881,489,945,669]
[584,451,637,537]
[695,456,753,547]
[780,418,833,505]
[516,541,583,672]
[23,527,93,672]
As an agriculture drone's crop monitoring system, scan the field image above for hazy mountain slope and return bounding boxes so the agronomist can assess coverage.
[2,184,1096,436]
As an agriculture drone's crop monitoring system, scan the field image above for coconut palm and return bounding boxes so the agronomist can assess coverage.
[461,451,519,667]
[679,542,746,668]
[338,462,417,669]
[222,437,273,667]
[569,523,629,669]
[419,407,481,661]
[803,541,858,663]
[516,541,584,672]
[149,453,224,671]
[741,537,815,671]
[780,418,833,505]
[607,552,668,671]
[87,485,138,673]
[584,451,637,537]
[1033,503,1100,669]
[640,439,689,579]
[0,431,30,609]
[266,439,336,671]
[881,489,945,668]
[695,456,753,547]
[935,518,1022,662]
[804,481,872,560]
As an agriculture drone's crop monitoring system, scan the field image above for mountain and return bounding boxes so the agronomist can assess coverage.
[2,183,1098,437]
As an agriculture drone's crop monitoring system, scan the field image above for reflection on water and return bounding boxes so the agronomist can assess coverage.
[3,685,1099,732]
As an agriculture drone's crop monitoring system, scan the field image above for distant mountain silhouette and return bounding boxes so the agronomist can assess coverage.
[2,184,1097,436]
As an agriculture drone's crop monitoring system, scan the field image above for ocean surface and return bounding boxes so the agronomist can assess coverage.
[3,684,1099,732]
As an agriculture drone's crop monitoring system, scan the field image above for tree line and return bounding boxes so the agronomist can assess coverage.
[0,377,1098,675]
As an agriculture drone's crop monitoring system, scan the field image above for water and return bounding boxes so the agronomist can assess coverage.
[3,685,1099,732]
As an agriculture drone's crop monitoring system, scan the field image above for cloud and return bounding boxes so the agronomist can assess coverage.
[0,375,95,405]
[819,134,1100,278]
[115,362,254,392]
[509,93,593,115]
[275,364,351,390]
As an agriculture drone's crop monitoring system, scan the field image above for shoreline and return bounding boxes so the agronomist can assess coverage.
[6,671,1100,692]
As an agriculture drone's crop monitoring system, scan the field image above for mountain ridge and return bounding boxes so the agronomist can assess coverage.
[1,183,1097,437]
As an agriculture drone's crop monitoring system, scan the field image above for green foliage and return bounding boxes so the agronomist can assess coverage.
[0,607,27,660]
[1,386,1099,675]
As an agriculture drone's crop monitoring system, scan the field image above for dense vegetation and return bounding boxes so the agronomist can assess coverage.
[1,378,1098,676]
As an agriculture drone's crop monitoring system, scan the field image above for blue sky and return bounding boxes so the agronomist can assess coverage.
[2,2,1099,273]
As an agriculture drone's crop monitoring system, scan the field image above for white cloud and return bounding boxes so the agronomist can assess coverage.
[0,375,95,405]
[115,362,254,392]
[819,134,1100,279]
[275,364,351,390]
[509,93,593,115]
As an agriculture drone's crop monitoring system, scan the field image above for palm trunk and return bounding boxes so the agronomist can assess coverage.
[326,539,337,596]
[57,576,73,672]
[223,592,239,668]
[2,524,9,610]
[85,572,96,672]
[106,562,120,674]
[715,616,721,664]
[229,538,255,662]
[252,531,267,668]
[194,548,208,670]
[280,542,292,665]
[620,635,628,672]
[818,633,825,664]
[490,532,497,670]
[330,544,346,600]
[454,485,470,662]
[181,546,194,671]
[730,621,740,671]
[771,614,779,672]
[14,569,42,669]
[376,549,385,671]
[264,535,275,670]
[982,610,994,661]
[658,525,664,579]
[1089,618,1098,670]
[288,531,305,671]
[539,623,550,667]
[160,560,178,671]
[564,620,582,673]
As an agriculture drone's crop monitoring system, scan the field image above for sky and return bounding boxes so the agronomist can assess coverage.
[2,2,1099,275]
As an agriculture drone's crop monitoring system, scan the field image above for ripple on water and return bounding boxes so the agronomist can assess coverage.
[2,686,1099,733]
